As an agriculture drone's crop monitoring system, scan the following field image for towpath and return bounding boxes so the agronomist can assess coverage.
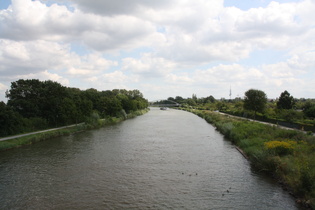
[0,124,81,142]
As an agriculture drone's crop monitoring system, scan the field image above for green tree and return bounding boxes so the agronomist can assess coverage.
[6,79,67,126]
[84,88,101,112]
[41,80,67,126]
[243,89,267,119]
[0,102,25,137]
[117,93,132,113]
[277,90,295,109]
[59,97,78,125]
[6,79,43,118]
[187,98,197,106]
[216,101,227,111]
[303,101,315,118]
[99,96,122,117]
[175,96,185,104]
[65,87,93,123]
[167,97,175,102]
[192,94,197,102]
[205,95,216,103]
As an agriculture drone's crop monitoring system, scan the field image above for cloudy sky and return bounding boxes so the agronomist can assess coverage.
[0,0,314,102]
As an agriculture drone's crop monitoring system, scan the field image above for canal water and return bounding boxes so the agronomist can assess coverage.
[0,108,300,209]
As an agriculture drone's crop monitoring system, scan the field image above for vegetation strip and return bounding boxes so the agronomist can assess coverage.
[1,79,149,138]
[0,124,81,142]
[181,108,315,209]
[0,109,149,151]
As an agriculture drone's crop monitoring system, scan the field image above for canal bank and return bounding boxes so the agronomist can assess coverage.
[0,109,149,151]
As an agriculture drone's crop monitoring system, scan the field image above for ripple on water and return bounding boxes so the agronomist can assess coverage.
[0,108,300,209]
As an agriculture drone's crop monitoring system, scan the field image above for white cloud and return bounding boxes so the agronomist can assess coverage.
[66,54,118,76]
[6,70,69,86]
[0,0,315,102]
[165,73,194,85]
[69,0,172,16]
[0,39,71,76]
[122,54,177,78]
[83,71,138,92]
[288,51,315,70]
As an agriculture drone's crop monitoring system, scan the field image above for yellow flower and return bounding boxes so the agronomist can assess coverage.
[264,140,296,155]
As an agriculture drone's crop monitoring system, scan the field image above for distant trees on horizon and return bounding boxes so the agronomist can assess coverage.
[157,89,315,129]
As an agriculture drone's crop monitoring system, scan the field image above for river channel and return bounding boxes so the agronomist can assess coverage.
[0,108,300,209]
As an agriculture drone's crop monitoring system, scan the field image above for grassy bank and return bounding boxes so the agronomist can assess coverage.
[0,109,149,152]
[182,108,315,209]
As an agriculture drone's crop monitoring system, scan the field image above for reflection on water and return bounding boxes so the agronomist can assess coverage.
[0,108,299,209]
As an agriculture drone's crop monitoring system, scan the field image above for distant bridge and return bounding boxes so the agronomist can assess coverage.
[149,99,181,107]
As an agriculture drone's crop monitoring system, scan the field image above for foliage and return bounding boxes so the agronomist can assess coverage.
[85,111,101,127]
[1,79,148,137]
[275,109,304,123]
[243,89,267,118]
[264,140,296,156]
[99,96,122,117]
[277,90,295,109]
[0,102,25,136]
[303,101,315,118]
[171,92,314,132]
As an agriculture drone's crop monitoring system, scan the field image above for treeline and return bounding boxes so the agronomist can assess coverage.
[0,79,148,137]
[158,90,315,131]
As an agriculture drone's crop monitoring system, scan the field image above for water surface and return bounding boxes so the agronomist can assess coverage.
[0,108,299,209]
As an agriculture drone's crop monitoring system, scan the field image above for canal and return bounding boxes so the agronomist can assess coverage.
[0,108,300,209]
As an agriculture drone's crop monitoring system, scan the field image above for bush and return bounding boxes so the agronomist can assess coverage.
[264,140,296,156]
[277,109,304,122]
[85,111,101,127]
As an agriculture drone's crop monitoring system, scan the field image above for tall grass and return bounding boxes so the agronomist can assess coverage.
[186,108,315,209]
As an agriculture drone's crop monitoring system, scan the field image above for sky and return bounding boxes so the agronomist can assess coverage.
[0,0,314,102]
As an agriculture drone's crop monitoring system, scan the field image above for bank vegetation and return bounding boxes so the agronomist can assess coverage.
[161,89,314,208]
[0,79,149,150]
[184,108,314,209]
[0,109,148,151]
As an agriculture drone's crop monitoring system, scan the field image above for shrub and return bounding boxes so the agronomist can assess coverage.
[264,140,296,156]
[85,111,101,127]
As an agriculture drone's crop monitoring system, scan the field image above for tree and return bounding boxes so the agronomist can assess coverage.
[303,101,315,118]
[187,98,197,106]
[277,90,295,109]
[0,102,25,137]
[99,96,122,117]
[167,97,175,102]
[243,89,267,119]
[175,96,184,104]
[6,79,43,118]
[205,95,216,103]
[6,79,68,126]
[192,94,197,102]
[84,88,101,111]
[59,97,78,125]
[117,93,132,113]
[40,80,67,126]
